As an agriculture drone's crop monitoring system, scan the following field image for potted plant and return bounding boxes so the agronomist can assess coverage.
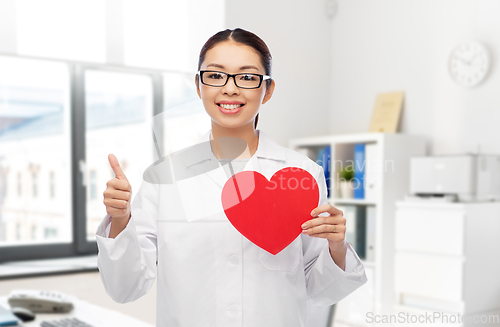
[338,164,354,199]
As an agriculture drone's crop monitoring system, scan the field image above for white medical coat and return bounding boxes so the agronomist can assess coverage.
[95,129,367,327]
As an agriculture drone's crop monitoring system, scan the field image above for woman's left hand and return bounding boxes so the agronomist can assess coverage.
[301,204,347,252]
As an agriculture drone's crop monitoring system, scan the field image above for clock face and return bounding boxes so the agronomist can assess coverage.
[449,42,490,87]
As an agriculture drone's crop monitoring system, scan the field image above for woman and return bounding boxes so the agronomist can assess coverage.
[97,28,367,327]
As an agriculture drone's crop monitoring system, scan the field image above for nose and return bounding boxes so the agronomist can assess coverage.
[222,75,239,96]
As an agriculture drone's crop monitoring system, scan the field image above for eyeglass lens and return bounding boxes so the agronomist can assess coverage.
[202,72,261,88]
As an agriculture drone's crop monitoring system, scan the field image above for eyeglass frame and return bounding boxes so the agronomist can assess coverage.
[197,70,271,89]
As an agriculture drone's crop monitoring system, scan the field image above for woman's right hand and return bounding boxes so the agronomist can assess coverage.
[104,154,132,222]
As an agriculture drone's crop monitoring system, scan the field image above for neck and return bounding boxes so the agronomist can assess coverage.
[210,123,259,159]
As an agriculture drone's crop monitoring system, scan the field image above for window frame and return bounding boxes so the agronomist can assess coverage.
[0,57,166,263]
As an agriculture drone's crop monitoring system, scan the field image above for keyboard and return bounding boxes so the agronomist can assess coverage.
[40,318,94,327]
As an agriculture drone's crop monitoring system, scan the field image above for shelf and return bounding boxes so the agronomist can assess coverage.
[329,198,377,206]
[289,132,428,325]
[289,132,384,148]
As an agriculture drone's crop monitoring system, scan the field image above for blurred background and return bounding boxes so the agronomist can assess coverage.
[1,0,500,326]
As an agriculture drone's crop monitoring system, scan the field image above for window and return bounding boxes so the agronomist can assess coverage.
[17,173,21,197]
[49,171,55,199]
[0,56,169,262]
[160,72,211,156]
[0,56,72,251]
[32,171,38,198]
[16,223,21,240]
[123,0,225,71]
[89,170,97,201]
[0,166,7,201]
[31,225,37,240]
[16,0,106,62]
[84,70,154,241]
[123,0,188,71]
[44,227,58,239]
[0,0,225,263]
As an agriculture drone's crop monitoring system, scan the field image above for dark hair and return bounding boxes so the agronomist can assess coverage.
[197,28,272,129]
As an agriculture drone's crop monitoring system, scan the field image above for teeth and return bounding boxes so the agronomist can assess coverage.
[219,104,242,110]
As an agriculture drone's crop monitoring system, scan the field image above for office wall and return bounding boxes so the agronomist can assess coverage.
[225,0,333,147]
[329,0,500,155]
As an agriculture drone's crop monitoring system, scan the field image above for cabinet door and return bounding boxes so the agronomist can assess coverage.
[395,252,463,302]
[395,208,464,256]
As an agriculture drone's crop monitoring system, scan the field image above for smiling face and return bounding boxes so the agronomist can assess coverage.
[196,40,275,132]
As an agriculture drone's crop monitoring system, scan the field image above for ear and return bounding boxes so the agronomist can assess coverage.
[262,79,275,105]
[195,74,201,99]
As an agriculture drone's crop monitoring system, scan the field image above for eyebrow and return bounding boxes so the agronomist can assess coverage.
[206,63,260,71]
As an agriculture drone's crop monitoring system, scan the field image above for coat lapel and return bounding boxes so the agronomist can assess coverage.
[176,129,287,222]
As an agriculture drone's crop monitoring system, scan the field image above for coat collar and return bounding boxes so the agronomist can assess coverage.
[185,129,286,168]
[183,129,286,188]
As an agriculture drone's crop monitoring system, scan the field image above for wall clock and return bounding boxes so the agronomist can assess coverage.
[448,41,491,88]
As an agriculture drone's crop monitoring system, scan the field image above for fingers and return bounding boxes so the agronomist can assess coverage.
[104,154,132,220]
[103,198,129,210]
[106,178,132,193]
[103,186,131,220]
[301,209,347,241]
[310,203,343,217]
[108,153,127,180]
[302,214,346,229]
[302,221,346,235]
[103,187,131,201]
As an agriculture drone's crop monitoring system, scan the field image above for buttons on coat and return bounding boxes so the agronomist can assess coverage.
[229,255,240,265]
[227,305,239,315]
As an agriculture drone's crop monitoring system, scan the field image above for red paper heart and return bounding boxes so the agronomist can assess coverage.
[221,167,319,255]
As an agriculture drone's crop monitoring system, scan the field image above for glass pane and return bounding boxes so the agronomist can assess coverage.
[152,72,210,158]
[123,0,189,71]
[85,70,154,241]
[17,0,106,62]
[123,0,225,71]
[0,56,71,246]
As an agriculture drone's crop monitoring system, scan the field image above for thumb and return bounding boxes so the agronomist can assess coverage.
[108,153,127,180]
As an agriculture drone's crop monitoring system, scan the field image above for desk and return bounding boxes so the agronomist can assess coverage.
[0,297,154,327]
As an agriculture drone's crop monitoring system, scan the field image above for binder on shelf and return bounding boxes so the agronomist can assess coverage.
[334,203,366,259]
[364,143,379,201]
[365,205,376,262]
[316,145,331,198]
[353,143,365,199]
[355,207,366,259]
[335,204,358,250]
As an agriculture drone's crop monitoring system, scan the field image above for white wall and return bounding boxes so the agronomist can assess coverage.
[330,0,500,155]
[225,0,333,147]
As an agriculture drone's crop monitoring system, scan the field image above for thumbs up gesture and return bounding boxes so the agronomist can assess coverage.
[103,154,132,221]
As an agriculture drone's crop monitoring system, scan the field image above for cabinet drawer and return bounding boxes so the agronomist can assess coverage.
[395,252,463,302]
[395,208,464,255]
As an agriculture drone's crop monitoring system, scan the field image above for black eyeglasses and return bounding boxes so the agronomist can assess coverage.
[197,70,271,89]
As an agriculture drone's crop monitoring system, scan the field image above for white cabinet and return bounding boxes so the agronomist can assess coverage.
[289,133,426,326]
[395,201,500,324]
